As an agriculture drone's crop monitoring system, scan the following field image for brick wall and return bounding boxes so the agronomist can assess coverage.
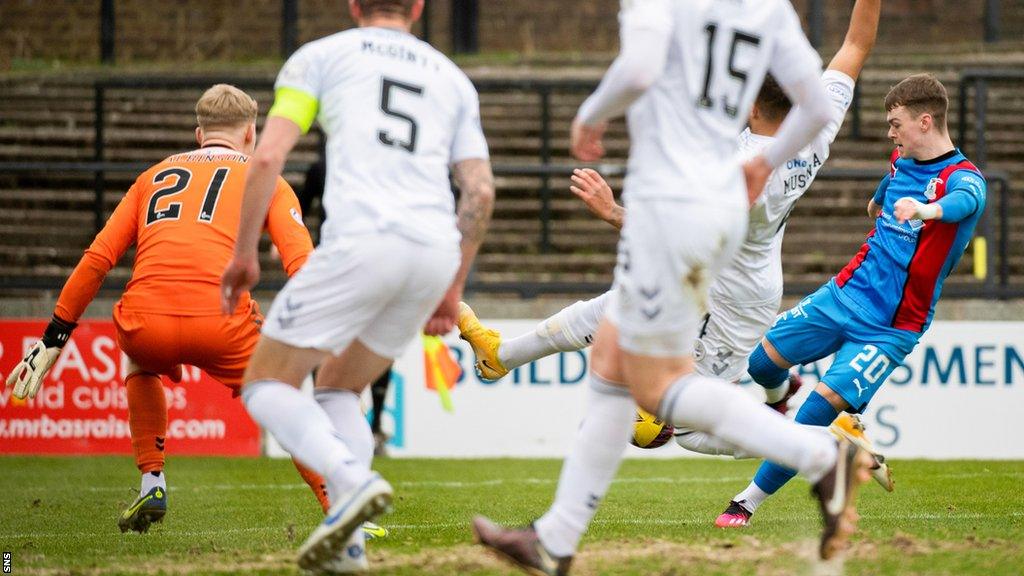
[1,0,1022,64]
[477,1,618,55]
[1,1,101,62]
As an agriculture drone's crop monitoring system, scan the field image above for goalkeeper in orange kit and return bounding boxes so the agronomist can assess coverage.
[3,84,335,533]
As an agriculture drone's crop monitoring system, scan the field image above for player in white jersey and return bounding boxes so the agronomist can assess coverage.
[458,74,858,388]
[472,1,871,571]
[220,1,494,572]
[460,0,889,477]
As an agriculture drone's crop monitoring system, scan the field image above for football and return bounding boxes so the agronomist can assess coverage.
[631,408,674,449]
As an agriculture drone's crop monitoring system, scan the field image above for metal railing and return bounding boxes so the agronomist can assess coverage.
[956,68,1024,169]
[0,160,1014,298]
[0,73,1017,297]
[84,75,877,254]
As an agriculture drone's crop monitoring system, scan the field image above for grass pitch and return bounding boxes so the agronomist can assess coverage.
[1,456,1021,575]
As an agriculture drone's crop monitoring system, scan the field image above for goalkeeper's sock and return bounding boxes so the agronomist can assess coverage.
[293,459,331,514]
[500,291,611,369]
[656,373,836,484]
[315,387,374,467]
[534,373,634,557]
[140,470,166,497]
[126,371,168,475]
[243,379,370,497]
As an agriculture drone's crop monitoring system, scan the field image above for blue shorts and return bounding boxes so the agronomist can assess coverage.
[764,282,919,412]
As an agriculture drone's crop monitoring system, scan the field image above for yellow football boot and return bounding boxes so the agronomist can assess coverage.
[829,412,894,492]
[457,302,508,380]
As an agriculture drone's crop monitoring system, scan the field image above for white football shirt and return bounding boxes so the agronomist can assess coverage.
[275,27,489,247]
[617,0,822,207]
[712,70,856,305]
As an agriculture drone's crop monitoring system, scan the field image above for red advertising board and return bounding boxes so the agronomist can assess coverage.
[0,320,260,456]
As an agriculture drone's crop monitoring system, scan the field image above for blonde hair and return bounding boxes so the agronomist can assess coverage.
[195,84,258,131]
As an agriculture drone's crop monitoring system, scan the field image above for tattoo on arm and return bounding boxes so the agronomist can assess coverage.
[608,204,625,230]
[453,158,495,247]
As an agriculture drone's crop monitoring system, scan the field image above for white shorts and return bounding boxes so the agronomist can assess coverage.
[262,233,459,358]
[607,199,747,357]
[694,296,780,382]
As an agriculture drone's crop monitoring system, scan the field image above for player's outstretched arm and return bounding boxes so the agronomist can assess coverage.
[572,1,671,161]
[894,197,943,224]
[570,168,624,230]
[5,316,75,399]
[424,158,495,335]
[827,0,880,81]
[744,72,832,203]
[6,180,141,398]
[894,172,986,224]
[749,4,834,202]
[222,116,301,313]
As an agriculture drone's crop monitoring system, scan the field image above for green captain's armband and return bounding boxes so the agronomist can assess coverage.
[268,87,319,134]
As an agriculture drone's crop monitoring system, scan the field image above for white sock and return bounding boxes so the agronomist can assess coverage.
[534,373,634,558]
[763,378,791,404]
[140,470,165,496]
[673,428,748,458]
[243,379,370,498]
[656,373,836,483]
[315,388,374,468]
[499,292,612,369]
[675,423,832,459]
[733,483,771,513]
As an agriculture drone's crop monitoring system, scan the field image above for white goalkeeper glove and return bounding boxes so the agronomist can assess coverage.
[5,316,76,399]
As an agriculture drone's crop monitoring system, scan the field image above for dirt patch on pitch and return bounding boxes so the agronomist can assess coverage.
[372,538,839,576]
[14,553,296,575]
[16,536,1016,575]
[375,536,1020,575]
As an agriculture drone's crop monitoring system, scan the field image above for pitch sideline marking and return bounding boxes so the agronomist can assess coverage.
[61,470,1023,494]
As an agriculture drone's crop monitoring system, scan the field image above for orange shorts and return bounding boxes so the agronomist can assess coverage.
[113,299,264,391]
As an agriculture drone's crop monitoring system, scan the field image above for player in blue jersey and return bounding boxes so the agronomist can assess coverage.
[716,73,987,527]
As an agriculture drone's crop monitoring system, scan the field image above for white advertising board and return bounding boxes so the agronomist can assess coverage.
[268,320,1024,460]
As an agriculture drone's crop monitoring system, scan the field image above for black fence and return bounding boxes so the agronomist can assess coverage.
[957,68,1024,169]
[0,72,1018,298]
[0,161,1014,299]
[82,75,869,251]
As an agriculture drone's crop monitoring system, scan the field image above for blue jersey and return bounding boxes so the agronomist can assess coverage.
[832,149,986,334]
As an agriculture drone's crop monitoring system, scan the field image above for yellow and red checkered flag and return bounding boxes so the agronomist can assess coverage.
[422,335,462,412]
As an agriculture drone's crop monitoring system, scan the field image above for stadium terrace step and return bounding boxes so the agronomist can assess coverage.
[472,270,613,285]
[2,49,1024,294]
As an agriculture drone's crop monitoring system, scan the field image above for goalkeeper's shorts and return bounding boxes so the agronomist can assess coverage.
[113,299,264,391]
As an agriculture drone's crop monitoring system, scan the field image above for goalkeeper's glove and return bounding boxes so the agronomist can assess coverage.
[5,315,77,399]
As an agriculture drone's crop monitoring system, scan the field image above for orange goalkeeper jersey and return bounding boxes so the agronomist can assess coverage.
[55,145,314,320]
